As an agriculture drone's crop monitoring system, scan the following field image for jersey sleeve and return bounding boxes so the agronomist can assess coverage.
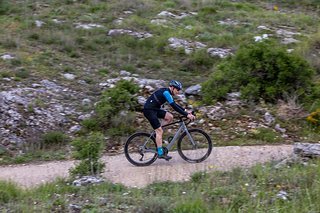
[170,102,188,116]
[163,91,188,116]
[163,91,174,104]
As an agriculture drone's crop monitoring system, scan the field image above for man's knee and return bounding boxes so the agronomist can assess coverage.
[165,113,173,122]
[155,127,163,135]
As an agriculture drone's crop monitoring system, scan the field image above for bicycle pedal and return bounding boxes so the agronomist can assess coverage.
[158,155,172,161]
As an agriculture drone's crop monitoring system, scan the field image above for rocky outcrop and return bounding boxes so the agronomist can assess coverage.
[294,143,320,158]
[257,25,302,44]
[168,37,233,58]
[0,80,87,149]
[107,29,153,39]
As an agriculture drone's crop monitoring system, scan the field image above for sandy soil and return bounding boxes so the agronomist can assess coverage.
[0,145,293,188]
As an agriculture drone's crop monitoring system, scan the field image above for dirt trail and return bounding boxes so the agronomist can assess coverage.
[0,145,293,188]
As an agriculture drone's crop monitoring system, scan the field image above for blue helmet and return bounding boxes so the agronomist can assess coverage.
[169,80,182,90]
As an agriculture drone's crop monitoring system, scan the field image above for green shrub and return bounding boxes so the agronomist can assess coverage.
[202,40,315,104]
[0,0,9,15]
[98,68,109,76]
[173,199,209,213]
[41,131,69,149]
[296,31,320,74]
[0,1,18,15]
[247,128,282,143]
[95,80,139,134]
[81,118,99,132]
[163,0,176,8]
[10,58,22,66]
[107,111,136,136]
[0,38,18,49]
[180,50,215,73]
[70,132,105,177]
[199,6,218,16]
[0,181,21,203]
[0,71,13,78]
[135,197,170,213]
[28,32,40,40]
[14,69,30,79]
[191,172,209,183]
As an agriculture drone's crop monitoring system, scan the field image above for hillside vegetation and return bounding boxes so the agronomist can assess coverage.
[1,0,319,162]
[1,0,320,212]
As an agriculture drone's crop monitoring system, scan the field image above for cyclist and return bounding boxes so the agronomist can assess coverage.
[143,80,195,160]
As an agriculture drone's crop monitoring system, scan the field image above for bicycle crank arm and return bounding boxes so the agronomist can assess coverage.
[139,153,144,161]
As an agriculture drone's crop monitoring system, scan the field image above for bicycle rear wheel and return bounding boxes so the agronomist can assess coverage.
[177,128,212,163]
[124,132,157,166]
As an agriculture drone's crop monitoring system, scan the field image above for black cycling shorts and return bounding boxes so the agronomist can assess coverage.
[143,109,167,129]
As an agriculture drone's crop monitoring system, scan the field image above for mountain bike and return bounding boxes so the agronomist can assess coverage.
[124,114,212,166]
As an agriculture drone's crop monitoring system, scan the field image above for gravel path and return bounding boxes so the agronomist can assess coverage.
[0,145,293,188]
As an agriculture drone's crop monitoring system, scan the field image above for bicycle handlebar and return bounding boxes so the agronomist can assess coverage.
[162,111,195,128]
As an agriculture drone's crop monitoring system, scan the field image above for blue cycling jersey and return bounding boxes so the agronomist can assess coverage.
[144,88,188,116]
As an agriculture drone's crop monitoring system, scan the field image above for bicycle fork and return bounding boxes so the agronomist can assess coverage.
[181,123,198,148]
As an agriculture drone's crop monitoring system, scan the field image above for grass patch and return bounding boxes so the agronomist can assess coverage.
[2,159,320,211]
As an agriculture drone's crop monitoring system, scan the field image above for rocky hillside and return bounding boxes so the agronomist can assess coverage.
[0,0,319,156]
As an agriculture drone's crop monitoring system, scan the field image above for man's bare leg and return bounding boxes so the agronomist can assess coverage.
[156,112,173,160]
[161,112,173,126]
[155,127,163,148]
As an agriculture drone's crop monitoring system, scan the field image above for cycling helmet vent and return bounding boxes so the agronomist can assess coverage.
[169,80,182,90]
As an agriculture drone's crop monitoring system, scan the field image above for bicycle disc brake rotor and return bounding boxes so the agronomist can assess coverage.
[163,147,168,155]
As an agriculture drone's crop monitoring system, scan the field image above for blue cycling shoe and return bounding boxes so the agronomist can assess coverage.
[157,147,172,161]
[158,154,172,161]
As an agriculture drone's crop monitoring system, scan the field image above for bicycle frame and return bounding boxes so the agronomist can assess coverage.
[145,117,196,153]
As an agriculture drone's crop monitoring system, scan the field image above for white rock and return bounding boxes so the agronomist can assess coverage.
[185,84,201,96]
[150,19,168,25]
[35,20,45,27]
[63,73,76,80]
[257,25,272,31]
[157,11,176,18]
[1,54,15,60]
[120,70,131,76]
[207,48,232,58]
[75,23,104,29]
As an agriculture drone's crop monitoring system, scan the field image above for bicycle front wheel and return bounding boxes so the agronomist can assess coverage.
[177,128,212,163]
[124,132,157,166]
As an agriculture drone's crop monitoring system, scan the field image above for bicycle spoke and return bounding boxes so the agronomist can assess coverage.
[178,129,212,163]
[124,132,157,166]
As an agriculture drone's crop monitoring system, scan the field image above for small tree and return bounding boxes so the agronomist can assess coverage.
[306,108,320,129]
[202,40,315,104]
[82,79,139,136]
[69,132,105,177]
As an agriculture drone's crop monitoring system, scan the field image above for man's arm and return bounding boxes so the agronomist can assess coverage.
[169,102,188,116]
[163,91,188,116]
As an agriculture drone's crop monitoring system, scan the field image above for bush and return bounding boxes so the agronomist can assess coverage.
[0,0,14,15]
[306,108,320,128]
[0,181,21,203]
[180,50,215,73]
[93,80,139,134]
[107,111,136,136]
[202,40,315,104]
[41,131,69,149]
[296,31,320,74]
[135,197,170,213]
[70,132,105,177]
[14,69,30,79]
[247,128,282,143]
[173,199,209,213]
[81,118,99,132]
